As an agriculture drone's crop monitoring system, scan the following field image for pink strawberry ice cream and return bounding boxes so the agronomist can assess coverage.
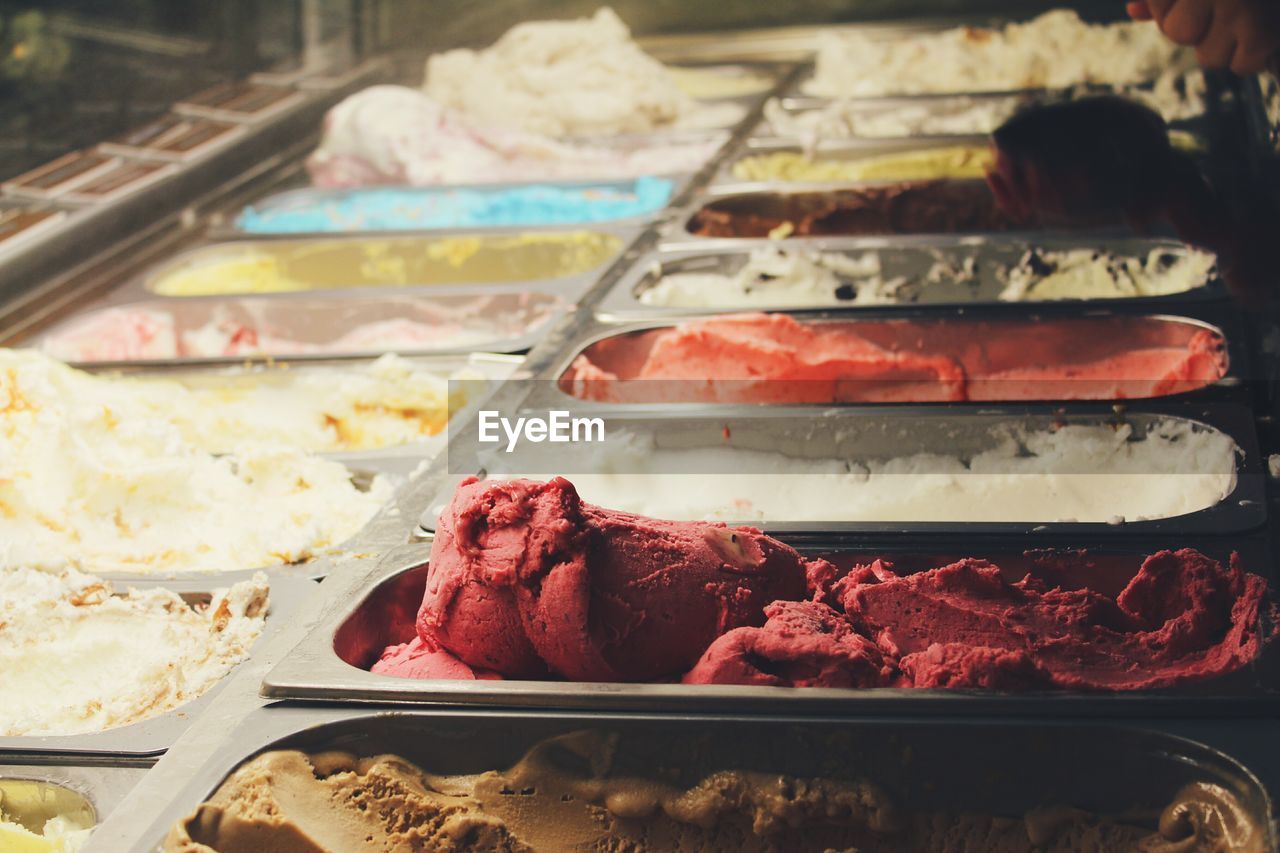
[410,476,812,681]
[375,479,1274,692]
[561,312,1227,404]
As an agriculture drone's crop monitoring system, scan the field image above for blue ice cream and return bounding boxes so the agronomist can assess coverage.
[237,177,674,234]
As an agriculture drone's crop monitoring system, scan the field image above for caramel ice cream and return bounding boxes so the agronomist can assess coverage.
[166,731,1268,852]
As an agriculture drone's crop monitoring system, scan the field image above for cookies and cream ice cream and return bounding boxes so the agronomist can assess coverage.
[639,247,901,308]
[307,86,722,188]
[0,349,390,574]
[997,246,1217,300]
[637,245,1215,309]
[165,732,1268,852]
[502,419,1238,524]
[0,780,94,852]
[384,478,1273,691]
[0,568,268,736]
[423,8,741,137]
[805,10,1196,98]
[730,145,994,183]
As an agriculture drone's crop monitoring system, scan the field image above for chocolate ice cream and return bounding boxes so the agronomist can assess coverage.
[689,181,1018,238]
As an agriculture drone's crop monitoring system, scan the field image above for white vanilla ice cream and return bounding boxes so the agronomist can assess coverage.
[0,349,391,575]
[0,568,268,736]
[492,420,1237,523]
[423,8,740,137]
[149,354,462,453]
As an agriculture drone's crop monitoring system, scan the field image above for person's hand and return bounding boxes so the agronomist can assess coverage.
[1127,0,1280,75]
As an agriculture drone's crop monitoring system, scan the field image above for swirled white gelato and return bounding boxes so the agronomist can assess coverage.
[806,10,1197,98]
[0,568,269,736]
[307,85,722,188]
[0,349,391,575]
[422,8,741,137]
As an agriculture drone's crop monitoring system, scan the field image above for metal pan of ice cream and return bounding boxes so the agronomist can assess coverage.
[127,706,1278,851]
[263,533,1279,712]
[548,309,1245,408]
[435,404,1263,537]
[595,238,1224,320]
[109,228,635,301]
[32,288,566,365]
[665,61,793,101]
[753,90,1212,150]
[0,762,151,850]
[673,180,1069,241]
[711,137,995,188]
[220,178,685,238]
[0,572,313,757]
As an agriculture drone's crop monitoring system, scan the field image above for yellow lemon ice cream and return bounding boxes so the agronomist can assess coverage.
[0,780,93,853]
[148,232,622,296]
[732,145,994,183]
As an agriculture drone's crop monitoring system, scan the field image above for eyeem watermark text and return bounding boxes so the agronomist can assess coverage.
[478,410,605,452]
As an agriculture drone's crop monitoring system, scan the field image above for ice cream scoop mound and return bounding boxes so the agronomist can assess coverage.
[842,549,1274,691]
[683,600,892,688]
[419,476,813,681]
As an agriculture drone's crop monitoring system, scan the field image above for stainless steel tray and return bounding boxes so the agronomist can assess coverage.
[262,536,1279,715]
[0,761,152,839]
[665,180,1156,242]
[126,706,1280,852]
[710,136,991,187]
[543,307,1247,407]
[595,237,1225,320]
[213,178,692,240]
[429,403,1264,537]
[110,227,639,302]
[32,288,568,366]
[667,60,794,101]
[0,573,316,756]
[754,91,1031,141]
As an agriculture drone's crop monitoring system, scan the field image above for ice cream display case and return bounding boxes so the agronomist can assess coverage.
[3,3,1280,852]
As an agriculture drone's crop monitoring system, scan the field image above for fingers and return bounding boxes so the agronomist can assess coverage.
[1229,3,1280,74]
[1127,1,1154,20]
[1143,0,1177,25]
[1158,0,1214,45]
[1194,15,1238,69]
[1229,42,1273,75]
